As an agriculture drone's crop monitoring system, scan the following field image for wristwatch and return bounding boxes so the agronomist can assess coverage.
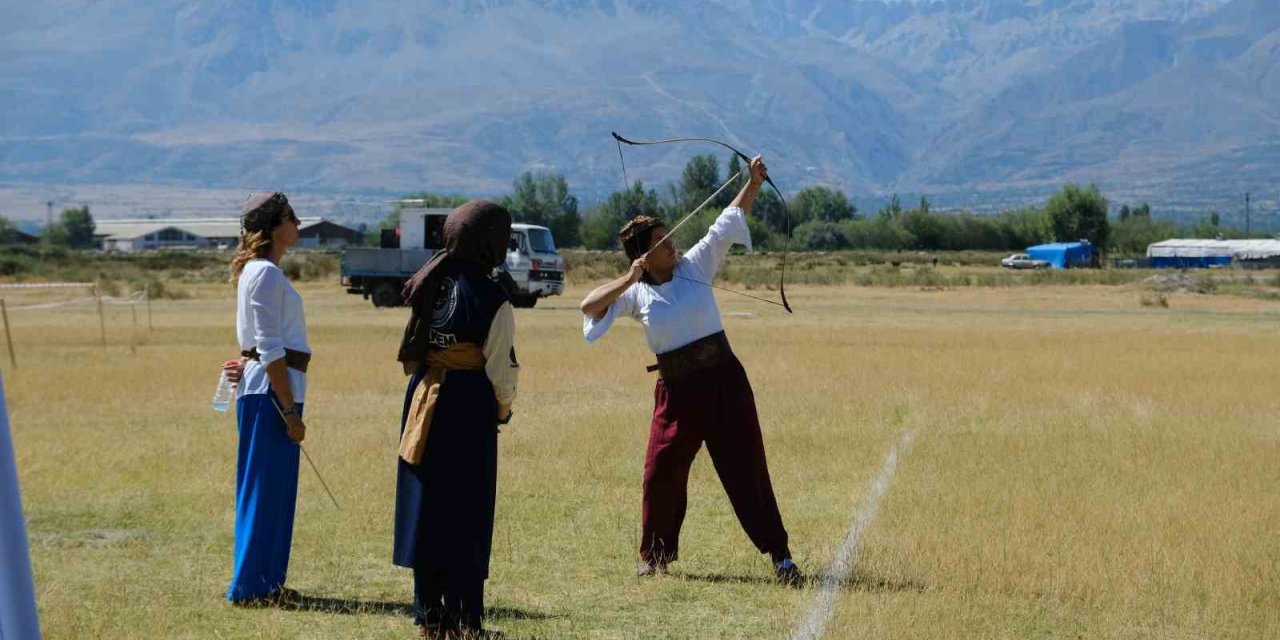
[280,405,299,419]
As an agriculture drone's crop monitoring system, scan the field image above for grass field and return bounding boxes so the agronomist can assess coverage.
[5,275,1279,639]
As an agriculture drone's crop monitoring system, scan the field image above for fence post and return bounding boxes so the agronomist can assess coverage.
[130,303,139,354]
[96,289,107,351]
[0,300,14,369]
[146,291,153,332]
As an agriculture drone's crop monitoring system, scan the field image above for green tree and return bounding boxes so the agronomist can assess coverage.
[793,221,848,250]
[878,193,903,219]
[0,215,23,245]
[64,206,95,249]
[676,154,721,214]
[43,206,95,249]
[901,208,949,250]
[580,182,662,249]
[503,171,581,247]
[843,215,913,250]
[714,154,746,210]
[1045,184,1110,249]
[41,224,69,246]
[579,208,618,250]
[793,186,857,225]
[752,189,787,241]
[995,207,1054,248]
[952,213,1007,250]
[1110,215,1177,255]
[1189,211,1244,240]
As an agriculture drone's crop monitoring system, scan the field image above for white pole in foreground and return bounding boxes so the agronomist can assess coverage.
[0,372,43,639]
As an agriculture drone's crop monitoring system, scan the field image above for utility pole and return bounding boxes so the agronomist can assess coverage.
[45,201,53,229]
[1245,192,1251,236]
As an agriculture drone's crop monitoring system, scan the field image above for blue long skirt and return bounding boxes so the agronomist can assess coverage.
[227,393,302,602]
[393,368,498,579]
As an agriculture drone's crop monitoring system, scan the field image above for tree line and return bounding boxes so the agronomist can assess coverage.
[4,155,1255,256]
[0,206,96,249]
[396,154,1258,256]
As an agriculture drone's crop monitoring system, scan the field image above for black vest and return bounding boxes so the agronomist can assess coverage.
[427,263,509,350]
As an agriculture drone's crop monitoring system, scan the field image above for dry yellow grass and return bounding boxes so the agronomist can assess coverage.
[4,279,1278,639]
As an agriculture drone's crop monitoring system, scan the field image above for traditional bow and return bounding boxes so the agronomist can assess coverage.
[612,132,793,313]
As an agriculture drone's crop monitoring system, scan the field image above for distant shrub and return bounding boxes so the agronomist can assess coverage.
[1140,291,1169,307]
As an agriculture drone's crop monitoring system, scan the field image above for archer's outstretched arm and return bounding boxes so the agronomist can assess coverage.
[730,155,768,214]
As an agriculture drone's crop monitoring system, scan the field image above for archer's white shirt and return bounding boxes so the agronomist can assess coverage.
[237,259,311,402]
[584,206,752,354]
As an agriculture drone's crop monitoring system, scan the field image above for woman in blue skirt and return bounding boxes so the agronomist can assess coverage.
[395,200,519,639]
[225,191,312,606]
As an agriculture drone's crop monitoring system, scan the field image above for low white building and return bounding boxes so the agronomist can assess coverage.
[95,218,361,252]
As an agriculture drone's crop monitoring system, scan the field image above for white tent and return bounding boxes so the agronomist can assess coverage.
[1146,239,1280,261]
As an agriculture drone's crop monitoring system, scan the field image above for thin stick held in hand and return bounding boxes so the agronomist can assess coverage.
[300,446,341,510]
[271,399,341,510]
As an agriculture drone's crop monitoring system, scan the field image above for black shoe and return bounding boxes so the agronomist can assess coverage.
[775,559,804,587]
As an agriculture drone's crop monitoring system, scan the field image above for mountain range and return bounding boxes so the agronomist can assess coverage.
[1,0,1275,226]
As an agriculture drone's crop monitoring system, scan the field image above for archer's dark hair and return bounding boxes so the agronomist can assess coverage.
[619,215,665,262]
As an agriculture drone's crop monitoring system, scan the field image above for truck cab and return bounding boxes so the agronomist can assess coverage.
[503,224,564,307]
[340,204,564,308]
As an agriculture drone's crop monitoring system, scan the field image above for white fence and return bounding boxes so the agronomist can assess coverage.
[0,282,152,368]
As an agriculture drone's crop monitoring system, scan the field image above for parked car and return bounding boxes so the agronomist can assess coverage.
[1000,254,1050,269]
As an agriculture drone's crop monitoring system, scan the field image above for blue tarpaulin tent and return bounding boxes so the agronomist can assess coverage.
[1026,242,1093,269]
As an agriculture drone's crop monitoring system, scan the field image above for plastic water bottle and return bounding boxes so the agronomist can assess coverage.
[211,370,237,412]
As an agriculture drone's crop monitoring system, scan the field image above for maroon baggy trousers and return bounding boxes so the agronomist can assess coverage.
[640,354,789,563]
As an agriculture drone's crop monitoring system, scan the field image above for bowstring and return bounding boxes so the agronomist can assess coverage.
[616,136,631,192]
[671,273,789,308]
[648,171,741,250]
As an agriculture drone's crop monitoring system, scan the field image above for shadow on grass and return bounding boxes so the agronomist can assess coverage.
[676,571,928,593]
[283,595,563,622]
[282,596,412,616]
[486,606,565,622]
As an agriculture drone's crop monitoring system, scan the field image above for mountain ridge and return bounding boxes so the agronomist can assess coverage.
[1,0,1272,224]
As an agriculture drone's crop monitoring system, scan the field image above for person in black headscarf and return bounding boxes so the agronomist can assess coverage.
[394,200,520,639]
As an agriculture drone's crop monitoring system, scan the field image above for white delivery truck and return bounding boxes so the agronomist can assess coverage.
[340,203,565,308]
